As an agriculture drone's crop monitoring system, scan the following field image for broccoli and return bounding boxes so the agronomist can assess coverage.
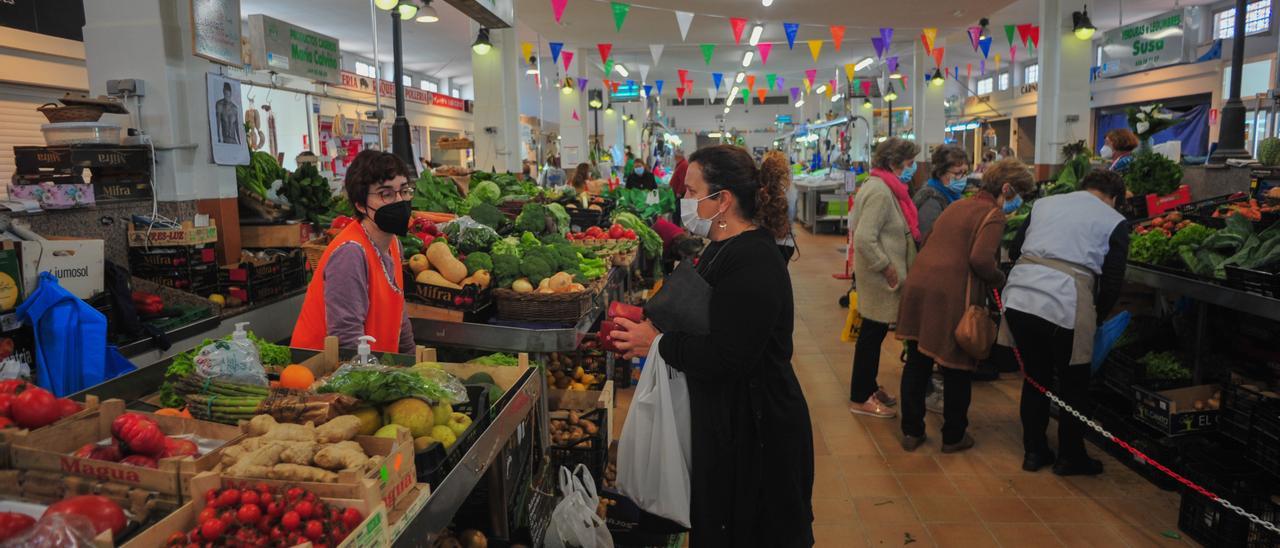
[469,203,506,230]
[520,255,555,287]
[515,202,550,234]
[492,253,521,288]
[550,243,581,271]
[492,236,521,258]
[464,251,493,275]
[545,203,571,235]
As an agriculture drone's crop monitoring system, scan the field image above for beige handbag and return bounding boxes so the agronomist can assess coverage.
[954,209,999,359]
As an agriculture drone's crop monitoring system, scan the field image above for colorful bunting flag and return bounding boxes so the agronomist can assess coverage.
[784,23,799,50]
[880,27,894,49]
[639,65,649,82]
[807,40,823,62]
[1010,46,1016,63]
[966,63,972,78]
[1004,24,1016,47]
[700,44,716,65]
[707,87,716,102]
[756,88,767,103]
[777,76,784,89]
[1017,24,1033,47]
[826,80,835,98]
[968,26,982,50]
[1029,25,1040,49]
[922,28,937,53]
[871,37,886,58]
[610,2,630,32]
[741,87,750,103]
[551,0,567,24]
[677,86,687,100]
[980,60,986,75]
[604,58,614,75]
[746,74,756,90]
[612,81,620,92]
[572,110,579,121]
[979,36,992,58]
[677,69,689,84]
[644,84,653,97]
[804,68,817,87]
[921,33,932,55]
[932,47,944,68]
[830,26,845,51]
[730,17,748,44]
[712,72,723,90]
[887,56,899,74]
[650,44,664,66]
[655,80,664,95]
[790,87,800,101]
[993,53,1001,70]
[861,80,872,98]
[766,73,777,90]
[562,51,574,71]
[521,42,533,63]
[758,43,773,65]
[674,11,693,41]
[578,77,588,90]
[549,42,564,64]
[597,44,612,65]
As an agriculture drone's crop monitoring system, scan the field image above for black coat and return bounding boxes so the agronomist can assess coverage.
[658,228,815,547]
[626,171,657,190]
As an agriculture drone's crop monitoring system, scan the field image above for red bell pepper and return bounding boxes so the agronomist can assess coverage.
[331,216,356,230]
[131,291,164,316]
[607,302,645,323]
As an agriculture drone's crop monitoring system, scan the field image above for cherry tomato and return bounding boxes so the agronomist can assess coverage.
[304,520,325,541]
[295,501,314,520]
[281,511,301,531]
[200,518,226,541]
[236,503,261,524]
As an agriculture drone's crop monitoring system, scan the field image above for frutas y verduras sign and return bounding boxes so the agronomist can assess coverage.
[247,14,341,85]
[1097,7,1200,78]
[335,71,468,112]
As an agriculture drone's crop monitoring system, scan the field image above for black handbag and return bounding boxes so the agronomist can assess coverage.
[643,259,711,336]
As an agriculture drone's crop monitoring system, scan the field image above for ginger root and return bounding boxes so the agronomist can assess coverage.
[225,444,285,479]
[247,415,316,442]
[316,415,363,444]
[278,441,320,465]
[313,441,369,471]
[268,463,338,483]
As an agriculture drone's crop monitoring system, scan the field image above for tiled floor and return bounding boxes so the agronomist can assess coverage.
[611,226,1195,547]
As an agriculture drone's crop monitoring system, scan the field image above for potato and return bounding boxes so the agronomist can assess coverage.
[512,278,534,293]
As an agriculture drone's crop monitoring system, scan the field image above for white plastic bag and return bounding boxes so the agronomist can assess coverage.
[616,335,692,527]
[545,464,613,548]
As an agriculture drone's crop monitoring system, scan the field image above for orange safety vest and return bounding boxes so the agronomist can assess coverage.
[292,222,404,353]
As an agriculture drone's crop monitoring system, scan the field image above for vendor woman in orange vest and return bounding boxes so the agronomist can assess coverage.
[293,150,414,353]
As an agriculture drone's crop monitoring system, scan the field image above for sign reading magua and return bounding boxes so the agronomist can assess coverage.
[246,14,341,85]
[1098,7,1201,78]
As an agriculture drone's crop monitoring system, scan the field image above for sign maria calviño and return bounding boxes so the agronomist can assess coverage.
[246,14,341,85]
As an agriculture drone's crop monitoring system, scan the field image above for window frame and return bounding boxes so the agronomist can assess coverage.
[976,76,994,95]
[1215,0,1272,39]
[402,75,413,87]
[1024,63,1039,85]
[420,80,439,92]
[998,72,1010,91]
[355,61,376,78]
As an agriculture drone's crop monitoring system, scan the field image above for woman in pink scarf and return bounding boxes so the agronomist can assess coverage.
[848,137,921,418]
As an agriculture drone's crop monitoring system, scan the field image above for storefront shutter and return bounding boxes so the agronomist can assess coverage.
[0,83,72,200]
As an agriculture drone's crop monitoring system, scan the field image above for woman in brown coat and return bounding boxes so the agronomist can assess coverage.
[895,159,1036,452]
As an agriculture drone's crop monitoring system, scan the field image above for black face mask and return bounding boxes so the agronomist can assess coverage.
[368,200,411,236]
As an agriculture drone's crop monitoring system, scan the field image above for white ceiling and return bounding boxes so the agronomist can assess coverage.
[239,0,478,87]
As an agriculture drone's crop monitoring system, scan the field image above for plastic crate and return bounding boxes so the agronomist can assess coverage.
[547,408,609,491]
[1177,448,1280,547]
[1100,345,1192,397]
[133,263,219,292]
[1220,383,1275,446]
[1225,266,1280,298]
[128,245,216,268]
[220,251,305,283]
[1246,401,1280,477]
[415,385,490,488]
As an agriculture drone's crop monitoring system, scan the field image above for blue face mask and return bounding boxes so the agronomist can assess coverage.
[634,167,645,176]
[946,177,968,195]
[1003,194,1023,214]
[899,162,917,181]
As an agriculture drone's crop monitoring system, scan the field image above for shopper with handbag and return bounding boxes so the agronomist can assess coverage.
[847,138,920,419]
[1001,169,1130,476]
[894,159,1036,452]
[610,146,814,547]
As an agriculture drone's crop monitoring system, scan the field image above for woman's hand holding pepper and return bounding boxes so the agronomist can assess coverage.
[611,318,660,360]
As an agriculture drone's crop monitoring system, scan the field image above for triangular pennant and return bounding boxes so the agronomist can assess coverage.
[968,26,982,50]
[741,87,750,102]
[932,47,944,68]
[677,69,689,85]
[604,58,614,75]
[562,51,574,71]
[707,87,716,102]
[966,63,972,78]
[1010,46,1016,63]
[700,43,716,65]
[521,42,534,63]
[860,80,872,97]
[871,37,886,59]
[784,23,799,50]
[790,87,800,101]
[676,86,687,100]
[880,27,894,49]
[979,36,992,58]
[603,78,612,90]
[1029,25,1040,49]
[980,60,986,76]
[844,63,855,82]
[746,74,756,90]
[766,73,777,90]
[803,78,811,93]
[993,53,1001,70]
[807,40,823,62]
[888,56,900,74]
[756,87,767,103]
[945,68,950,78]
[804,68,817,87]
[830,26,845,51]
[549,42,564,64]
[578,77,588,91]
[639,65,650,83]
[612,81,620,92]
[626,79,635,89]
[712,72,723,90]
[655,80,664,95]
[610,2,630,32]
[572,109,579,121]
[921,33,932,55]
[827,80,835,98]
[649,44,664,66]
[923,28,937,52]
[644,84,653,97]
[551,0,568,23]
[674,11,693,41]
[776,76,784,89]
[1017,24,1033,46]
[758,43,773,66]
[729,17,748,45]
[1004,24,1017,47]
[597,44,612,65]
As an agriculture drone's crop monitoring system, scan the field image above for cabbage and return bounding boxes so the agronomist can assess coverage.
[470,180,502,205]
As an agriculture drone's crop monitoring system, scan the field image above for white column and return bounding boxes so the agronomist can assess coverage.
[471,25,522,172]
[1034,0,1092,168]
[913,39,947,161]
[82,0,236,200]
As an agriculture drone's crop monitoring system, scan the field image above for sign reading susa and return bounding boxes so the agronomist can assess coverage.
[246,14,341,85]
[1098,7,1200,78]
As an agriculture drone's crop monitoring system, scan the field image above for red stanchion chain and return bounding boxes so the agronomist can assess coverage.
[992,288,1280,536]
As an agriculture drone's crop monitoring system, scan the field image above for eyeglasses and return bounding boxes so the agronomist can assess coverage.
[947,169,968,177]
[374,187,414,202]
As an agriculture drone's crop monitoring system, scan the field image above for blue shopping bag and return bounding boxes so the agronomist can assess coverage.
[1091,311,1131,374]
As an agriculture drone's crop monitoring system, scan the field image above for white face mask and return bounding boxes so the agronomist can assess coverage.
[1100,145,1114,159]
[680,191,724,237]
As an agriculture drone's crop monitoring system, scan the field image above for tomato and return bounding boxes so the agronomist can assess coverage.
[0,393,13,418]
[286,487,305,502]
[265,501,283,519]
[304,520,325,541]
[240,490,259,509]
[73,441,122,462]
[197,507,218,525]
[236,504,262,524]
[0,380,25,394]
[112,414,166,456]
[281,511,301,531]
[624,229,636,239]
[160,437,199,459]
[55,398,81,418]
[199,518,226,541]
[216,489,241,508]
[0,512,35,542]
[43,495,127,537]
[11,386,61,429]
[269,527,285,542]
[608,225,625,239]
[341,507,364,530]
[295,500,314,520]
[121,454,158,468]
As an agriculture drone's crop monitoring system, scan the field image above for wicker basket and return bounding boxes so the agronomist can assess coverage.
[493,277,603,323]
[37,103,105,123]
[302,238,329,270]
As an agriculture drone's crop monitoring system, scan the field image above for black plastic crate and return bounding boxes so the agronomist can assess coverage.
[415,384,490,487]
[220,250,306,283]
[1220,383,1275,445]
[134,263,219,292]
[1247,402,1280,477]
[1101,345,1192,397]
[1225,266,1280,298]
[547,408,609,491]
[128,245,216,268]
[1177,448,1280,548]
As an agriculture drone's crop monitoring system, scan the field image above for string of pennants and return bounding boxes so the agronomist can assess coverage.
[535,0,1041,100]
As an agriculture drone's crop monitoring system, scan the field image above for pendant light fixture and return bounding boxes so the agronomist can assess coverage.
[1073,5,1097,40]
[931,68,945,87]
[375,0,399,10]
[884,84,898,102]
[415,0,439,22]
[397,1,418,20]
[472,28,492,55]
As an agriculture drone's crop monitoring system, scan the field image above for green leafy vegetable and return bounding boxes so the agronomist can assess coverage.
[1129,230,1174,265]
[1139,351,1190,381]
[317,367,452,404]
[470,180,502,205]
[281,163,333,226]
[1168,223,1215,250]
[1124,150,1183,197]
[412,172,466,213]
[466,353,520,366]
[515,202,551,234]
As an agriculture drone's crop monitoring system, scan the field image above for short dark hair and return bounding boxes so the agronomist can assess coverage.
[979,158,1035,197]
[872,138,920,172]
[344,150,413,220]
[222,82,232,93]
[1107,129,1139,153]
[1081,169,1126,200]
[930,145,970,181]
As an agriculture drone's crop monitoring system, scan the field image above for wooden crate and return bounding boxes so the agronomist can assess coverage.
[550,380,615,440]
[0,467,178,528]
[240,222,318,248]
[127,220,218,247]
[0,394,100,443]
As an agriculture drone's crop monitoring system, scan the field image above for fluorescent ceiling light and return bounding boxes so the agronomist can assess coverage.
[723,107,731,114]
[795,99,805,107]
[762,0,774,6]
[749,25,764,46]
[709,132,722,138]
[742,51,754,67]
[854,57,874,71]
[830,93,843,101]
[735,72,745,83]
[815,84,827,94]
[614,64,629,77]
[729,86,739,97]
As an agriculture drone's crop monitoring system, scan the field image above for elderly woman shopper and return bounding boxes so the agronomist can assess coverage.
[895,159,1036,451]
[848,137,920,418]
[914,145,971,238]
[1002,169,1130,476]
[1101,128,1139,173]
[611,146,814,546]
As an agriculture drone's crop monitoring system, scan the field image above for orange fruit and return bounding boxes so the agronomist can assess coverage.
[279,365,315,390]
